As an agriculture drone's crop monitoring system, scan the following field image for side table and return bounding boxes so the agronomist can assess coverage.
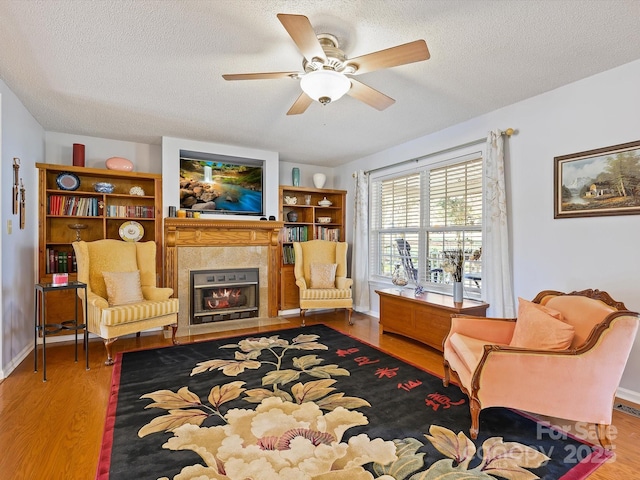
[34,280,89,381]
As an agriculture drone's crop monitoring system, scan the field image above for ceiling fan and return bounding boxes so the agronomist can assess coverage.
[222,13,430,115]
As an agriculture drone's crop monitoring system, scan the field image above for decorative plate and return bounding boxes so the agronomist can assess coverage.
[56,172,80,191]
[119,220,144,242]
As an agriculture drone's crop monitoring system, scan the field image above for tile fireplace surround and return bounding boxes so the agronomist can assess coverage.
[163,218,284,332]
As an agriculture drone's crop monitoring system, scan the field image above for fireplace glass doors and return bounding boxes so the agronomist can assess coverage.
[190,268,259,324]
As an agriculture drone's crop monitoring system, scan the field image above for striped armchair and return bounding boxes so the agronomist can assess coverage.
[293,240,353,326]
[72,239,179,365]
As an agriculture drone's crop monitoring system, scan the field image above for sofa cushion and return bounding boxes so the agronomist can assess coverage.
[103,270,144,306]
[299,288,352,300]
[544,295,616,348]
[449,332,494,372]
[100,298,179,326]
[309,263,337,288]
[510,298,575,350]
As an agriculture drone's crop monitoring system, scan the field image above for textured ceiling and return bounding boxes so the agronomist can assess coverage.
[1,0,640,167]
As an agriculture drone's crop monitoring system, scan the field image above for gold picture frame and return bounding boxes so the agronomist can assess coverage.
[554,140,640,219]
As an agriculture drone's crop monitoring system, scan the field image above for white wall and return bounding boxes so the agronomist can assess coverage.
[0,79,44,378]
[278,161,334,190]
[44,132,161,173]
[162,136,279,220]
[335,59,640,398]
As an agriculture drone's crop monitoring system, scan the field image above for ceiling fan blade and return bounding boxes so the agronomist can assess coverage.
[286,91,313,115]
[222,72,300,81]
[277,13,327,63]
[348,79,395,111]
[347,40,430,75]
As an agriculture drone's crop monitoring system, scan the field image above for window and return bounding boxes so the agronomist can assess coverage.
[370,153,483,297]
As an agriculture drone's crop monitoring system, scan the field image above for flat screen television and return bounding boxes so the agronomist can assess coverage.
[179,150,264,216]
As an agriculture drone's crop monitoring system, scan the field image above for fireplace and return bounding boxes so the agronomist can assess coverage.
[190,268,258,324]
[164,218,284,333]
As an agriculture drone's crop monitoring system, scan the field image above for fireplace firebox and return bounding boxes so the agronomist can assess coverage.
[190,268,259,324]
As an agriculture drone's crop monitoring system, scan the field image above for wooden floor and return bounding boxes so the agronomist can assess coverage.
[1,311,639,479]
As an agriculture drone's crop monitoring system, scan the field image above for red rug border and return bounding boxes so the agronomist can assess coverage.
[96,322,613,479]
[96,354,123,480]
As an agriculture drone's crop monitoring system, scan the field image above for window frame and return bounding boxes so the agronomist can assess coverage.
[369,148,484,299]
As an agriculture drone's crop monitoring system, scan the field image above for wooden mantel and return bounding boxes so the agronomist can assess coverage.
[164,218,284,317]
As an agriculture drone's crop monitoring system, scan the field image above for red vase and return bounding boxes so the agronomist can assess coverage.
[72,144,85,167]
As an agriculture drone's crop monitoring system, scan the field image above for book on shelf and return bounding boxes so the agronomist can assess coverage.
[283,226,308,242]
[48,195,100,217]
[282,244,295,265]
[46,248,77,274]
[315,226,340,241]
[105,204,154,218]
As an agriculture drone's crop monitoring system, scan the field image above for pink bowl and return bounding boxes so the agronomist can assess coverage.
[105,157,134,171]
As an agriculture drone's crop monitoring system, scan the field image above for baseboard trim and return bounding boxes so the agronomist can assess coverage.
[1,342,32,379]
[616,386,640,406]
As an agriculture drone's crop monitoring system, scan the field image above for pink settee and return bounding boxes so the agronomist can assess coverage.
[443,289,639,448]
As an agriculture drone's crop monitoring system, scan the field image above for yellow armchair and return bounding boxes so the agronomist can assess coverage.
[73,239,179,365]
[293,240,353,326]
[443,289,639,448]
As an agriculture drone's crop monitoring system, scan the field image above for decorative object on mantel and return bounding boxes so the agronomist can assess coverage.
[129,185,145,196]
[94,182,115,193]
[72,143,85,167]
[291,167,300,186]
[106,156,134,171]
[318,197,332,207]
[12,158,20,215]
[313,172,326,189]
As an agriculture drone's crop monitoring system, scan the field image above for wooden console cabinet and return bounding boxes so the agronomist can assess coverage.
[376,289,489,352]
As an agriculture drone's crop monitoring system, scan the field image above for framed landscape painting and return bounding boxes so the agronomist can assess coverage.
[554,140,640,219]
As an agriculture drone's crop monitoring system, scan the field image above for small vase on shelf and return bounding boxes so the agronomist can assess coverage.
[452,281,463,304]
[313,173,326,189]
[292,167,300,186]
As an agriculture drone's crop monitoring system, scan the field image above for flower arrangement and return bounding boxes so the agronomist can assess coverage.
[442,248,464,282]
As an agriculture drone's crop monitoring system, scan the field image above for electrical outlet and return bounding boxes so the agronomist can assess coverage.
[7,219,12,234]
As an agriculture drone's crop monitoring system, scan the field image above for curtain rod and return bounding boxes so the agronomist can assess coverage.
[357,128,515,176]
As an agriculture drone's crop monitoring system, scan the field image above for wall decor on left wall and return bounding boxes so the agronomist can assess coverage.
[12,158,20,215]
[20,178,26,229]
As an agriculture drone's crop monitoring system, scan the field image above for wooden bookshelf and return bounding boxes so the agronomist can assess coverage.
[36,163,163,328]
[278,186,346,311]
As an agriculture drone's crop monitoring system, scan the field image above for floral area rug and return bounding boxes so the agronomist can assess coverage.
[98,324,611,480]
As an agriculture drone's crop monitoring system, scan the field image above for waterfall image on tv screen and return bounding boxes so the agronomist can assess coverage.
[180,158,263,215]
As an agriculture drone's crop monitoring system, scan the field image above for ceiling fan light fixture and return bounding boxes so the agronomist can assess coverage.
[300,70,351,105]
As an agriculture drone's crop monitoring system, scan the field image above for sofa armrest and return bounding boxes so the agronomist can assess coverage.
[142,286,174,301]
[447,315,517,345]
[336,277,353,289]
[87,292,109,309]
[296,278,308,290]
